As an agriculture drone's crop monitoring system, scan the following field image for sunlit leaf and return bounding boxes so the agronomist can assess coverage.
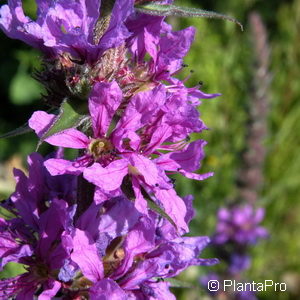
[135,3,243,31]
[146,196,177,230]
[38,98,88,147]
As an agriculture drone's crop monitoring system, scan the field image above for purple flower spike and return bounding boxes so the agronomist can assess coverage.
[1,1,227,297]
[66,209,217,299]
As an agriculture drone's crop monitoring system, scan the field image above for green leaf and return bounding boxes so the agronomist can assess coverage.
[135,4,243,31]
[0,123,32,139]
[38,98,88,147]
[146,196,177,230]
[0,262,26,279]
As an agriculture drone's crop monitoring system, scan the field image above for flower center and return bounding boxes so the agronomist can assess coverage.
[88,138,113,160]
[103,237,125,276]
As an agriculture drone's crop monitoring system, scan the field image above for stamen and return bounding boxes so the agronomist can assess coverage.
[88,138,113,160]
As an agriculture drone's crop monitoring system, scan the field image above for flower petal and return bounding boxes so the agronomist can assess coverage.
[154,189,188,234]
[89,81,122,137]
[71,229,104,283]
[84,160,128,191]
[28,111,55,138]
[45,128,89,149]
[90,279,127,300]
[129,154,158,186]
[44,158,85,176]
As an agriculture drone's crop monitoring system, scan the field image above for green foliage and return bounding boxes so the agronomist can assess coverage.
[0,263,26,279]
[9,68,43,105]
[38,99,88,147]
[171,0,300,299]
[135,2,243,30]
[9,49,44,105]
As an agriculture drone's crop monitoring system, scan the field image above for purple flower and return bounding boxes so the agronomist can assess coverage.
[68,208,217,299]
[127,14,195,81]
[235,289,258,300]
[228,253,251,274]
[0,199,73,298]
[0,153,76,299]
[1,2,223,298]
[213,205,268,246]
[76,196,141,252]
[29,81,213,232]
[0,0,134,63]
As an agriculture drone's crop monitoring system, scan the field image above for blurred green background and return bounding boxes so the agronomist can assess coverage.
[0,0,299,299]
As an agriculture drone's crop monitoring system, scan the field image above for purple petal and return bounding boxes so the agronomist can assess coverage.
[254,207,265,223]
[90,279,127,300]
[183,195,195,225]
[157,26,195,74]
[77,197,140,241]
[0,1,47,52]
[38,280,61,300]
[0,240,33,269]
[132,177,148,214]
[44,158,85,176]
[129,154,159,186]
[169,140,207,172]
[126,14,162,62]
[180,170,214,181]
[11,168,39,228]
[115,85,166,133]
[147,281,176,300]
[78,0,100,42]
[114,216,155,278]
[98,0,134,50]
[28,111,55,138]
[71,229,104,283]
[45,128,89,149]
[145,124,172,154]
[37,199,68,256]
[89,81,123,137]
[83,160,128,191]
[98,198,140,239]
[119,259,161,290]
[154,189,188,233]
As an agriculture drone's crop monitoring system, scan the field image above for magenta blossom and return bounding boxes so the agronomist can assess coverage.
[0,0,135,63]
[29,81,213,232]
[69,204,218,299]
[0,154,75,299]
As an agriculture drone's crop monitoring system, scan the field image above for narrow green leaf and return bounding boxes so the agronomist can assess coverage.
[146,196,177,230]
[38,98,87,147]
[135,4,243,31]
[0,123,32,139]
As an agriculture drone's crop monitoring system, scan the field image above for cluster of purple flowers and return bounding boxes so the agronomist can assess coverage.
[201,205,268,300]
[213,205,268,275]
[0,0,219,299]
